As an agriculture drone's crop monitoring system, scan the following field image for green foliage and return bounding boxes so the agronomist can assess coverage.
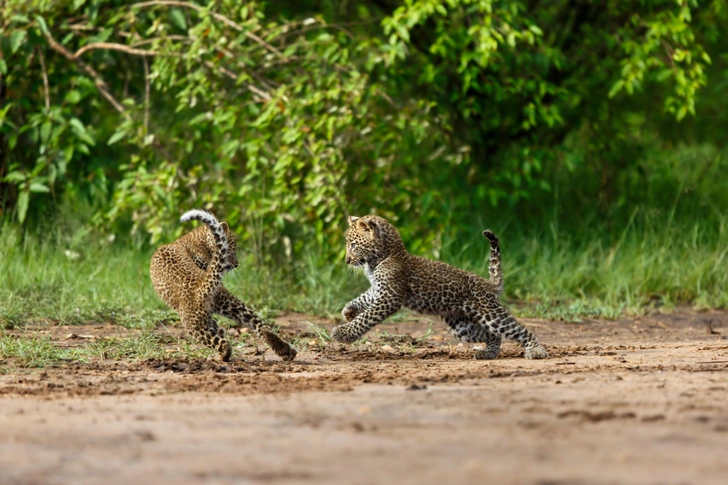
[378,0,726,207]
[1,146,726,326]
[0,1,727,318]
[1,0,452,255]
[1,0,725,255]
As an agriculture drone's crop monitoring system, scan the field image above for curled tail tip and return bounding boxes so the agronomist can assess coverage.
[180,209,218,224]
[482,229,498,243]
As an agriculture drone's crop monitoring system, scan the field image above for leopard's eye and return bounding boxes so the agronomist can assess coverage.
[350,242,357,250]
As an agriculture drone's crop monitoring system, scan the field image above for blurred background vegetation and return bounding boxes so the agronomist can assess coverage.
[1,0,727,324]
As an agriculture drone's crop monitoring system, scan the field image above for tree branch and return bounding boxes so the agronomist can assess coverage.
[42,30,129,116]
[202,60,271,101]
[36,46,50,113]
[143,55,150,130]
[74,42,157,58]
[132,35,188,47]
[661,39,676,69]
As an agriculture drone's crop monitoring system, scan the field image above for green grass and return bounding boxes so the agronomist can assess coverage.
[0,333,216,369]
[0,334,92,368]
[1,144,726,330]
[0,227,173,330]
[438,210,728,320]
[0,198,726,370]
[1,207,726,333]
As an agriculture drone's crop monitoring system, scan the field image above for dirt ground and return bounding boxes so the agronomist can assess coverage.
[1,308,728,485]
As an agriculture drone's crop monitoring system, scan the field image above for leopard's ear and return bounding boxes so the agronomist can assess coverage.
[348,216,359,226]
[220,222,230,231]
[356,218,379,240]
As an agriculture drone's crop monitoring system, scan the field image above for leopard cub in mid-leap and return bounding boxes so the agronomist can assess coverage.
[333,215,548,360]
[150,209,297,362]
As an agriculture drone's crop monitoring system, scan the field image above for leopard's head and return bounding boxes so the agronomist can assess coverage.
[345,215,404,268]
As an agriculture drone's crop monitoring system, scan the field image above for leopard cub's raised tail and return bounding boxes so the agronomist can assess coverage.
[180,209,229,287]
[482,229,503,295]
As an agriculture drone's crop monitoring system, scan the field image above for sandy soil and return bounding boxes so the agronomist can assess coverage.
[1,308,728,484]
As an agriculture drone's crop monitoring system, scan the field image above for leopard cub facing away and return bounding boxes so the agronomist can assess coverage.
[149,209,297,362]
[333,215,548,360]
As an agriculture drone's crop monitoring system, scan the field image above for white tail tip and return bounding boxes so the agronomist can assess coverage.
[180,209,216,224]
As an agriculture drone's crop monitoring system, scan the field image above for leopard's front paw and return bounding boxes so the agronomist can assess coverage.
[525,343,549,360]
[331,324,359,344]
[474,348,499,360]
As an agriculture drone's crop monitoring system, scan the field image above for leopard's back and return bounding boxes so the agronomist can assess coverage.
[149,240,208,311]
[150,223,236,308]
[403,254,498,316]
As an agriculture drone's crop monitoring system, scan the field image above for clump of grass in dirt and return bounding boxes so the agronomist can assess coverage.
[306,322,332,343]
[0,334,91,368]
[0,331,225,368]
[88,333,177,361]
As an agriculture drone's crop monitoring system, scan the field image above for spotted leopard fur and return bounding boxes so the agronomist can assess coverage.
[150,209,297,361]
[333,215,548,360]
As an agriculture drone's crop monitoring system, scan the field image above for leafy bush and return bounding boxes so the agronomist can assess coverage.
[1,0,726,263]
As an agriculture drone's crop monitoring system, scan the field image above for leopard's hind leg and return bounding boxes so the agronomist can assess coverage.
[445,315,502,360]
[214,288,297,361]
[464,295,548,359]
[182,310,232,361]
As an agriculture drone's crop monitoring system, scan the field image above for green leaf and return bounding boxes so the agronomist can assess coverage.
[63,144,75,163]
[608,80,623,98]
[69,118,95,146]
[0,103,11,123]
[65,90,82,104]
[29,182,50,193]
[40,122,52,142]
[107,131,126,146]
[169,8,187,31]
[35,16,49,35]
[676,105,687,121]
[10,14,30,23]
[0,59,6,75]
[9,30,27,54]
[17,191,29,224]
[3,171,26,183]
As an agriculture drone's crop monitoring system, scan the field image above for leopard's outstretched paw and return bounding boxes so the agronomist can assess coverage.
[525,344,549,359]
[263,331,297,361]
[474,348,499,360]
[331,325,359,344]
